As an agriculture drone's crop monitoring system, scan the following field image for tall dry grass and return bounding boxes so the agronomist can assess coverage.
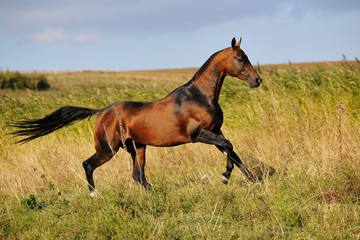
[1,61,360,239]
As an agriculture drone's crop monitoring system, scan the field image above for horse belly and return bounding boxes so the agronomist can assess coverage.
[128,113,190,147]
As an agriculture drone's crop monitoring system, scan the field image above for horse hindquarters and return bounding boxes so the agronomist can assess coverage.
[84,108,153,194]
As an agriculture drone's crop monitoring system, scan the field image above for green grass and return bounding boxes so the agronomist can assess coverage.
[1,62,360,239]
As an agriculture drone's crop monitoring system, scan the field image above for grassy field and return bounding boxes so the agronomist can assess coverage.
[1,61,360,239]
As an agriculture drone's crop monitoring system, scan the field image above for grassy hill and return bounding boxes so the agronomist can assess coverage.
[1,61,360,239]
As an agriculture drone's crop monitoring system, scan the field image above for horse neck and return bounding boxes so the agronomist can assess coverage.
[191,49,229,101]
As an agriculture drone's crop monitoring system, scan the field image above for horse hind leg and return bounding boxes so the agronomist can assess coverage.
[128,142,152,191]
[83,153,115,197]
[83,154,99,197]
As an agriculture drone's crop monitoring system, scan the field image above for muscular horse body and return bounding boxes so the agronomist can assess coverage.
[10,38,262,195]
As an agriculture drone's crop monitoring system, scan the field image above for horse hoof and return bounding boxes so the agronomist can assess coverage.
[221,175,229,184]
[90,191,98,198]
[144,183,152,191]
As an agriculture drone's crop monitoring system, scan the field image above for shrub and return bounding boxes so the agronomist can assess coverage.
[0,71,50,90]
[21,194,45,210]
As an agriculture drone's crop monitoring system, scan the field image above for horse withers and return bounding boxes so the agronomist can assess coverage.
[9,37,262,196]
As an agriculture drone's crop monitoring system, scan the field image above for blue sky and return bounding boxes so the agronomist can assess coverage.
[1,0,359,71]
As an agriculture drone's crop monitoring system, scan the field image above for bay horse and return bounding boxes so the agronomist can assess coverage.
[9,37,262,196]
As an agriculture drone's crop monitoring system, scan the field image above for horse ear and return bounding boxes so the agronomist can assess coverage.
[231,37,236,49]
[236,37,242,48]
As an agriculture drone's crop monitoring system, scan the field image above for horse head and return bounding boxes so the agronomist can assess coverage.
[225,37,262,88]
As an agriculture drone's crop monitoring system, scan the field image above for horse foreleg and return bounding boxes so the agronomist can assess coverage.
[192,129,258,183]
[213,132,234,184]
[226,149,258,183]
[215,145,234,184]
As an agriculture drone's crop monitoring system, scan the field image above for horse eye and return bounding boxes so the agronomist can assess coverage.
[238,58,243,62]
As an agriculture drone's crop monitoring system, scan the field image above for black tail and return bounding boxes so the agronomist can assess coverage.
[8,106,103,144]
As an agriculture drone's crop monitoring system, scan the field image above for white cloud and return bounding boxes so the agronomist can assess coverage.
[31,27,102,43]
[72,32,103,42]
[31,27,66,42]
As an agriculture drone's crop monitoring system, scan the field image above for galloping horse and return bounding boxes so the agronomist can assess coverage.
[10,37,262,195]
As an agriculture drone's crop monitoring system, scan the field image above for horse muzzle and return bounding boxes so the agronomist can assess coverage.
[249,77,262,88]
